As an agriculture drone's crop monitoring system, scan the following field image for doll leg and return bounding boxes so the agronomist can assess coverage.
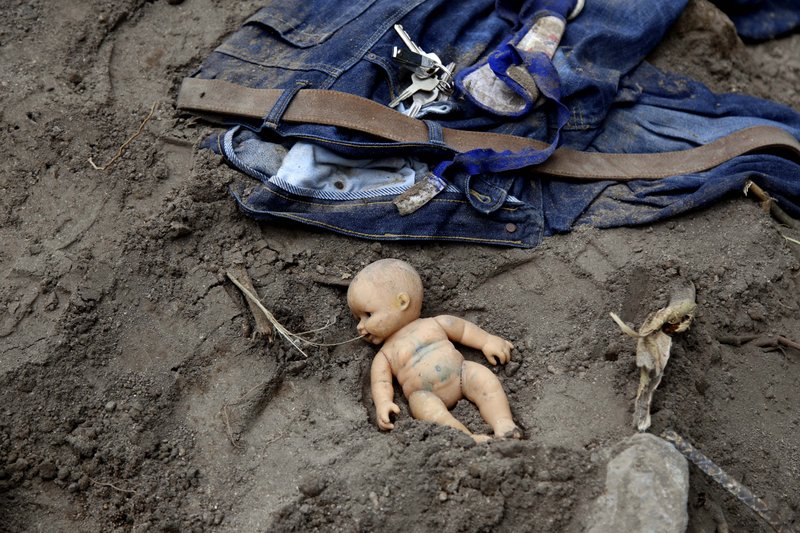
[408,390,489,442]
[461,361,521,438]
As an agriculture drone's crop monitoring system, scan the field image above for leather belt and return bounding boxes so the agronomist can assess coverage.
[177,77,800,181]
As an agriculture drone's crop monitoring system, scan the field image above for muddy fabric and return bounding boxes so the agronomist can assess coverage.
[190,0,800,247]
[714,0,800,40]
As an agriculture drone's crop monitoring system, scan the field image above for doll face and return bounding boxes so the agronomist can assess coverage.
[347,278,412,345]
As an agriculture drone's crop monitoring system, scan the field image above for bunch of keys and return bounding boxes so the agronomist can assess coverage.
[389,24,455,118]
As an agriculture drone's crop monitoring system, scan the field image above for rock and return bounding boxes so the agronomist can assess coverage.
[504,361,521,377]
[8,458,29,473]
[298,474,326,497]
[747,305,766,321]
[546,364,563,375]
[65,434,98,458]
[168,222,192,239]
[603,342,621,361]
[38,461,57,480]
[587,433,689,533]
[105,401,117,412]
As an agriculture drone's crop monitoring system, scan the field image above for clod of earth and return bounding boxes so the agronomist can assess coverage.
[610,281,696,431]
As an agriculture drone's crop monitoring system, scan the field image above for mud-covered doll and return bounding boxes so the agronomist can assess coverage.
[347,258,521,443]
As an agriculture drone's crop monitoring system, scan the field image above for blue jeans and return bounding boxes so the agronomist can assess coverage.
[713,0,800,40]
[193,0,800,247]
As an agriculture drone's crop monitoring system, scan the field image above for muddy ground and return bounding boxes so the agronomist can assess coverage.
[1,0,798,531]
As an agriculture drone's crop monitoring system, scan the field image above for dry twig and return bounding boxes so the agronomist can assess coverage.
[88,101,158,171]
[90,477,138,495]
[228,264,273,340]
[225,269,363,358]
[743,180,800,230]
[718,334,800,353]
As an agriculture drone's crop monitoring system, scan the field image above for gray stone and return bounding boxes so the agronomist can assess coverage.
[298,474,326,497]
[587,433,689,533]
[38,461,57,480]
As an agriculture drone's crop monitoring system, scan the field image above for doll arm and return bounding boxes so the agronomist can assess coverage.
[433,315,513,365]
[371,351,400,430]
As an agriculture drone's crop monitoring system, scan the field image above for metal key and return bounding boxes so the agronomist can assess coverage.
[389,73,441,108]
[406,87,440,117]
[392,47,439,76]
[393,24,446,78]
[393,24,423,55]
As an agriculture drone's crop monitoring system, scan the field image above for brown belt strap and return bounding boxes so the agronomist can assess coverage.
[177,77,800,181]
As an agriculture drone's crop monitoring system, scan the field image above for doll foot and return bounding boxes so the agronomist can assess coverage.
[471,433,493,444]
[494,419,522,439]
[500,427,522,439]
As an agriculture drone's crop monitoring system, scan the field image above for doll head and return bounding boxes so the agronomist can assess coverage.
[347,259,423,344]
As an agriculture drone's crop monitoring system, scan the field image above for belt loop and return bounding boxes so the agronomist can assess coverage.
[423,119,447,147]
[262,81,309,130]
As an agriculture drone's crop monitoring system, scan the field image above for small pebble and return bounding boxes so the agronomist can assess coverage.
[438,491,448,502]
[504,361,521,377]
[169,222,192,239]
[105,401,117,412]
[298,474,326,497]
[316,265,325,275]
[38,461,57,480]
[9,459,29,473]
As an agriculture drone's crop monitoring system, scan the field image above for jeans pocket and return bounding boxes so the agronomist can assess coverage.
[212,0,379,83]
[245,1,378,48]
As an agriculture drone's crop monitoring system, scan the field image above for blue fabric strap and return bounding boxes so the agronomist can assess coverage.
[262,81,309,130]
[436,49,570,210]
[423,119,446,146]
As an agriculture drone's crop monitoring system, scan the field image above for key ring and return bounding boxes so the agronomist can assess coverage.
[568,0,585,20]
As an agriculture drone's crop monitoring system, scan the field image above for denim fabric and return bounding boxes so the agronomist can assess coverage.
[714,0,800,40]
[191,0,800,247]
[545,62,800,232]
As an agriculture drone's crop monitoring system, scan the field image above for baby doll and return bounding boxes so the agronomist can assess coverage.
[347,258,521,443]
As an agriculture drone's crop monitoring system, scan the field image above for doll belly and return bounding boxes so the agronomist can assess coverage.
[398,344,464,408]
